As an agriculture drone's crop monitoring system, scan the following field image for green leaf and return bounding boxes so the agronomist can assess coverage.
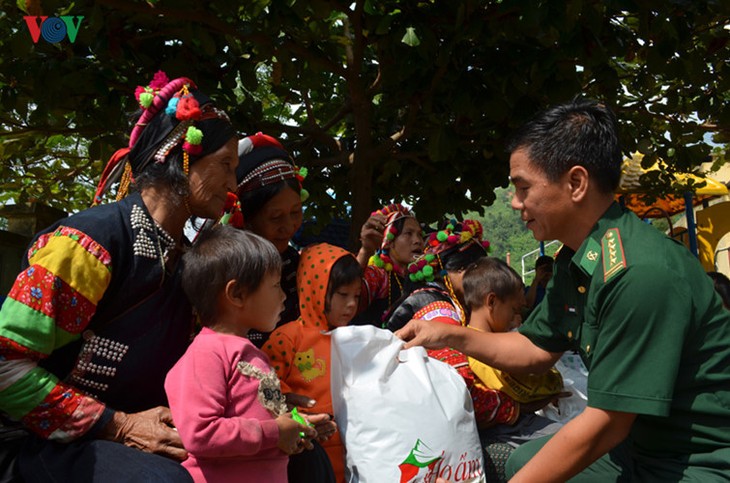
[401,27,420,47]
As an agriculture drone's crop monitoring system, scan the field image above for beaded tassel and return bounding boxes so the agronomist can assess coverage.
[116,163,133,201]
[443,271,467,326]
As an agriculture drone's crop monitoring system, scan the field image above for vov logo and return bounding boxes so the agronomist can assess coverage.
[24,16,84,44]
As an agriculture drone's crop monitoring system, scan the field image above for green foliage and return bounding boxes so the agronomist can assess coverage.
[466,187,545,277]
[1,1,729,246]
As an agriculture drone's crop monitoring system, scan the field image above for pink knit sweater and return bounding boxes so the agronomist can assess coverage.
[165,327,288,482]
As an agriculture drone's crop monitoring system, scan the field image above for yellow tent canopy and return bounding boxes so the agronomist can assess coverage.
[616,152,729,218]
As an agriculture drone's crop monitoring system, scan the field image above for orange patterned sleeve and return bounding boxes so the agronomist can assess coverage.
[262,323,299,394]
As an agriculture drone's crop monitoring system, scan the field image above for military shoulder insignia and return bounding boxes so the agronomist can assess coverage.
[602,228,626,282]
[580,238,602,275]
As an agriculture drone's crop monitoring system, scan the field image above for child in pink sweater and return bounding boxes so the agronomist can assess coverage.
[165,225,321,482]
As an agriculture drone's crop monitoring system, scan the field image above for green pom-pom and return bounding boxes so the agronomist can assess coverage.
[139,92,154,109]
[374,257,385,268]
[415,271,424,281]
[300,188,310,202]
[298,167,308,179]
[437,231,448,242]
[425,254,436,262]
[386,232,395,241]
[186,126,203,145]
[423,265,434,276]
[409,273,417,282]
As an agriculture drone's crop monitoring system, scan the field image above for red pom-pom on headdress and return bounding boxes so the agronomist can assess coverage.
[176,95,202,121]
[148,70,170,90]
[219,192,244,228]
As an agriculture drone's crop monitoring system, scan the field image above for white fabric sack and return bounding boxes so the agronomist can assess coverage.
[330,325,485,483]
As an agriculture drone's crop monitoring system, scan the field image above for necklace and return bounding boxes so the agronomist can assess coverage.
[387,270,404,309]
[443,274,466,326]
[153,221,176,266]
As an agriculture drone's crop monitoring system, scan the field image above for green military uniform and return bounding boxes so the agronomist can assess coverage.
[508,203,730,481]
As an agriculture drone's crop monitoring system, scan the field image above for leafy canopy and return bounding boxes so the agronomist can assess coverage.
[1,0,728,246]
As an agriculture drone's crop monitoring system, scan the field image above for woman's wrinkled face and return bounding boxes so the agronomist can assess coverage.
[246,186,303,253]
[387,217,424,267]
[187,138,238,219]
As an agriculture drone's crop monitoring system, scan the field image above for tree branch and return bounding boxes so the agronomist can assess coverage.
[392,151,437,173]
[306,153,351,167]
[302,89,317,128]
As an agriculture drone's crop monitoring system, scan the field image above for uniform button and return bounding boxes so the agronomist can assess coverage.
[586,344,591,353]
[567,330,573,339]
[578,286,586,294]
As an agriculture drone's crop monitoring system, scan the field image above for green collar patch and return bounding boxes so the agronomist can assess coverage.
[579,238,602,276]
[602,228,626,282]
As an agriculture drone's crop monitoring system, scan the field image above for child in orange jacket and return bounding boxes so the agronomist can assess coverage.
[263,243,361,482]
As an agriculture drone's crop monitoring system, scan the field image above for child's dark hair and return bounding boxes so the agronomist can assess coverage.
[535,255,554,270]
[324,254,362,313]
[182,225,282,324]
[463,258,524,311]
[707,271,730,309]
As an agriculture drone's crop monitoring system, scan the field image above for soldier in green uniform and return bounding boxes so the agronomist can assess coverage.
[396,98,730,481]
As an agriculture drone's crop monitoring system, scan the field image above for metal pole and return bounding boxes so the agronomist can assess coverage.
[684,191,698,257]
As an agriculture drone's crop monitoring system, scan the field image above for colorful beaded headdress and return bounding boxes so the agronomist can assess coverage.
[93,71,231,204]
[407,218,490,283]
[236,132,308,201]
[368,203,416,273]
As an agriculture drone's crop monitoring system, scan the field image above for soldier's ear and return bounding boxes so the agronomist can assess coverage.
[567,165,589,203]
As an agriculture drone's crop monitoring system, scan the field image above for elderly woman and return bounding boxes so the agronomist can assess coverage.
[0,73,237,482]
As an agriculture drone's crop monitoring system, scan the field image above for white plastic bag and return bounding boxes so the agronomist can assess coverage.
[330,325,485,483]
[538,352,588,423]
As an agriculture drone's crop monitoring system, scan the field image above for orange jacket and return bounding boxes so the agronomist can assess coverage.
[264,243,354,482]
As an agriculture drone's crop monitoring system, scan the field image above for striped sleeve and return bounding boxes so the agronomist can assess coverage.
[0,227,112,441]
